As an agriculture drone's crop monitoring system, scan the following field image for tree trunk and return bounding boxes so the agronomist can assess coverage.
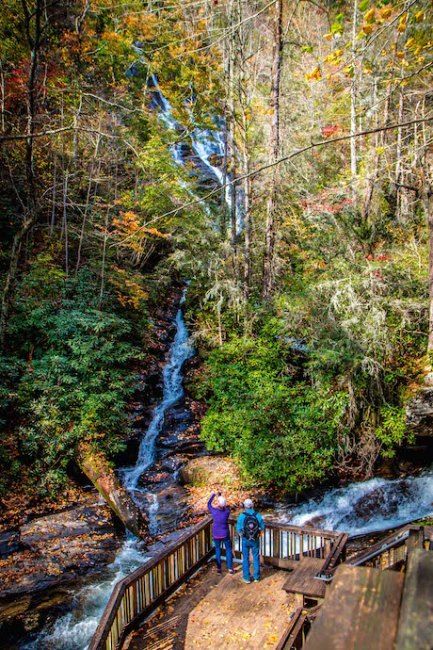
[78,445,148,539]
[262,0,283,299]
[422,148,433,354]
[350,0,358,196]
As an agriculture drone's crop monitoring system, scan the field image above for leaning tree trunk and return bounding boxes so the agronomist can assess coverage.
[78,444,148,539]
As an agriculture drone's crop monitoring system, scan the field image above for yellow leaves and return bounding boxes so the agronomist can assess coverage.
[305,66,322,82]
[110,266,148,310]
[379,6,392,20]
[375,146,385,155]
[404,37,415,50]
[364,8,376,23]
[324,33,333,41]
[397,13,407,33]
[415,10,424,22]
[361,23,374,35]
[324,49,343,65]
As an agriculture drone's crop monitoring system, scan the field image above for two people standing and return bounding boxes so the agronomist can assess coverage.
[208,493,265,583]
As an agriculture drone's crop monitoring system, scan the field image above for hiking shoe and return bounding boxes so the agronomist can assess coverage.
[243,577,252,584]
[217,568,222,575]
[229,569,235,575]
[254,578,260,582]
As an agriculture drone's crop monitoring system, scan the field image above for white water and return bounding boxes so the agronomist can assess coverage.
[147,73,242,231]
[28,294,193,649]
[27,539,148,650]
[279,468,433,537]
[123,289,193,491]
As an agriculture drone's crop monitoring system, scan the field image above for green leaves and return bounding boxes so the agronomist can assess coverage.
[197,335,340,493]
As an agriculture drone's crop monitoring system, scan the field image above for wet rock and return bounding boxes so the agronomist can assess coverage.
[0,531,21,558]
[0,498,121,626]
[351,483,410,521]
[153,485,190,532]
[406,388,433,437]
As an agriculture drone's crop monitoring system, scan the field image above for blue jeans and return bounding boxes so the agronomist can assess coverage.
[242,538,260,581]
[214,537,233,571]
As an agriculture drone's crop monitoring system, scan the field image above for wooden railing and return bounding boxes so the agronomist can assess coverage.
[228,518,340,566]
[89,517,214,650]
[90,517,341,650]
[346,525,425,570]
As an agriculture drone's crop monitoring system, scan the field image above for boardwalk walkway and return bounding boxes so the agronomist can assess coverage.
[127,565,294,650]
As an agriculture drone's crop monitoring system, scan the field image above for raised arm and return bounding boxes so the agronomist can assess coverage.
[207,492,216,513]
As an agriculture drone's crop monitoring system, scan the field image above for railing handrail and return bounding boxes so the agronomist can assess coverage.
[346,524,422,567]
[89,516,214,650]
[228,515,340,539]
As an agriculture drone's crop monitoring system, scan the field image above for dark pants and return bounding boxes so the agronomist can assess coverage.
[242,538,260,580]
[214,537,233,570]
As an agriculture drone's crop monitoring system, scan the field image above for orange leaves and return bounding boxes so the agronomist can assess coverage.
[112,211,169,260]
[379,6,392,20]
[112,211,142,235]
[305,66,322,82]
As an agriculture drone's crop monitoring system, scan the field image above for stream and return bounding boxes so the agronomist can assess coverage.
[24,68,433,650]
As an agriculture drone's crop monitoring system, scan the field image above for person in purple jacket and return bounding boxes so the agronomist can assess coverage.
[208,491,234,575]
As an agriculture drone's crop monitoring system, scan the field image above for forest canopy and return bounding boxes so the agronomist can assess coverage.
[1,0,433,499]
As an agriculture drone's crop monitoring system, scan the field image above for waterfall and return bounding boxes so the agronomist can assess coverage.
[122,289,194,492]
[146,71,243,231]
[278,469,433,537]
[28,292,193,649]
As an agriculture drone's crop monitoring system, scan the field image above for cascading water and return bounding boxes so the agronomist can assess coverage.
[277,468,433,537]
[145,70,243,231]
[27,293,194,649]
[30,540,149,650]
[122,289,194,493]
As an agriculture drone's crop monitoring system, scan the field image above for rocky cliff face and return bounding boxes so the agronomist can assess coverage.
[0,494,121,640]
[406,388,433,438]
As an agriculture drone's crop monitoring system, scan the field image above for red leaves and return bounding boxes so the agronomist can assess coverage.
[321,124,341,138]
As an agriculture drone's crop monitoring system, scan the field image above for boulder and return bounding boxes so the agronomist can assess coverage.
[180,455,241,490]
[406,388,433,437]
[0,498,121,626]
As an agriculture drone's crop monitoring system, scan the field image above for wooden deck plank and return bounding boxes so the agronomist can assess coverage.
[304,564,404,650]
[282,557,326,599]
[396,549,433,650]
[184,567,292,649]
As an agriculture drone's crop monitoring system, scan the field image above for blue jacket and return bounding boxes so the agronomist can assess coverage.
[236,509,265,537]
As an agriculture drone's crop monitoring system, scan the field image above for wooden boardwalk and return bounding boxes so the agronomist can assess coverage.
[305,549,433,650]
[127,565,294,650]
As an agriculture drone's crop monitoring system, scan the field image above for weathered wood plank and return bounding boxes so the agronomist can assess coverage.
[305,564,404,650]
[396,549,433,650]
[184,568,292,649]
[282,557,326,599]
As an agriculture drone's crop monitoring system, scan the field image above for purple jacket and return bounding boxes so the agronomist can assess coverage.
[208,493,231,539]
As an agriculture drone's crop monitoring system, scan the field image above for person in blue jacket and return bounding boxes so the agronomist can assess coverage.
[236,498,265,583]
